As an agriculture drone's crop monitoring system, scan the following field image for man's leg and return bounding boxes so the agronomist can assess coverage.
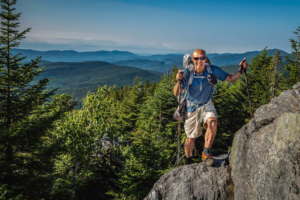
[184,137,196,158]
[204,117,217,148]
[202,117,217,166]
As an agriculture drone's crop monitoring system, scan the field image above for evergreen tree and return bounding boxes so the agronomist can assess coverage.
[0,0,76,198]
[285,26,300,86]
[212,81,249,154]
[270,50,283,98]
[117,79,147,134]
[108,75,179,199]
[244,48,273,112]
[51,86,120,199]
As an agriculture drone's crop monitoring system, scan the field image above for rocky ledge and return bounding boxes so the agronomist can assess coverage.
[144,158,229,200]
[145,82,300,200]
[230,82,300,200]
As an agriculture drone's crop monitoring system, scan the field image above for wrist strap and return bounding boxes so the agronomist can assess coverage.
[238,66,244,74]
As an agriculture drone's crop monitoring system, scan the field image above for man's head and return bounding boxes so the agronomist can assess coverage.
[192,49,207,73]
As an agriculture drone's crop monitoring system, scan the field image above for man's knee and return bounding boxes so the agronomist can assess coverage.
[206,117,217,130]
[185,138,196,146]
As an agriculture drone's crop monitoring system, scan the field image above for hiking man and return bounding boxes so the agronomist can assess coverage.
[173,49,248,166]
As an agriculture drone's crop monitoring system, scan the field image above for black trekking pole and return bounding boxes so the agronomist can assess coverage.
[241,58,253,119]
[177,79,182,167]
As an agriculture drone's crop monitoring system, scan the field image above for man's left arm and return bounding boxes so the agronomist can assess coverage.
[226,58,248,82]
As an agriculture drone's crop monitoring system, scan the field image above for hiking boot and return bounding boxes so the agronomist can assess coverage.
[185,156,192,165]
[202,151,214,166]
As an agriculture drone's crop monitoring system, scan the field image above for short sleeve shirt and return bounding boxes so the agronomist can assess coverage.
[181,65,228,112]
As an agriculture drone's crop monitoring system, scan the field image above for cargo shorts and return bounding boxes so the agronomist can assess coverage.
[184,102,217,138]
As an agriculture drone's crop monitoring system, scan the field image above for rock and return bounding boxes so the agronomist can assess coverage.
[254,89,300,129]
[230,81,300,200]
[146,82,300,200]
[293,82,300,89]
[144,155,229,200]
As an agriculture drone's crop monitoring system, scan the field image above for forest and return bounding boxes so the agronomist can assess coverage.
[1,0,300,200]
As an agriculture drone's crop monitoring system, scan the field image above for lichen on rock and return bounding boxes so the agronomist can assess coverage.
[230,82,300,200]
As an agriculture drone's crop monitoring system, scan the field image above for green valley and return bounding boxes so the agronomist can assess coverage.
[33,61,163,106]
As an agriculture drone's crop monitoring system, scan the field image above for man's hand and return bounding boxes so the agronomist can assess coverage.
[239,58,248,74]
[174,70,184,96]
[207,73,217,86]
[226,58,249,82]
[176,70,184,82]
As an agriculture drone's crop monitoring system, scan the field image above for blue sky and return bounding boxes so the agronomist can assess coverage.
[16,0,300,54]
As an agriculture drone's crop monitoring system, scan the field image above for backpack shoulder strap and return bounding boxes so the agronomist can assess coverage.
[188,70,193,86]
[205,63,212,74]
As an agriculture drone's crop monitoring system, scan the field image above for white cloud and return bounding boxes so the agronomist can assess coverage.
[22,30,196,53]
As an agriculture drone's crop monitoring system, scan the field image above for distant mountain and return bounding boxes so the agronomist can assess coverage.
[207,53,233,58]
[16,48,291,70]
[210,49,289,66]
[13,49,138,62]
[137,49,289,68]
[34,61,163,106]
[140,54,184,68]
[112,59,174,73]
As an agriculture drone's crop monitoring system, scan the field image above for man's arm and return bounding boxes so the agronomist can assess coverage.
[225,58,248,82]
[225,71,242,82]
[173,70,184,97]
[173,82,184,97]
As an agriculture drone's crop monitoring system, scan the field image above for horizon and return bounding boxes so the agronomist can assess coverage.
[14,47,290,56]
[16,0,299,54]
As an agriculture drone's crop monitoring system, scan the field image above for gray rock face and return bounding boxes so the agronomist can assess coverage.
[146,82,300,200]
[230,82,300,200]
[144,155,229,200]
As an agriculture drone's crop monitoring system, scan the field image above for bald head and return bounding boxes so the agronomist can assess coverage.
[193,49,206,57]
[192,49,207,74]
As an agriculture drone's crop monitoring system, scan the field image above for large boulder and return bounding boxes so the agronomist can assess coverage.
[144,154,230,200]
[230,82,300,200]
[145,82,300,200]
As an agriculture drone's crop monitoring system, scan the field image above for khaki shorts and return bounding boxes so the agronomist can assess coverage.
[184,102,217,138]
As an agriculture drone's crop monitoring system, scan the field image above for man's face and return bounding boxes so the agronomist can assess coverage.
[192,52,207,72]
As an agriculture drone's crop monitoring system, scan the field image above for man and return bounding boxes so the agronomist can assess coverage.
[173,49,248,166]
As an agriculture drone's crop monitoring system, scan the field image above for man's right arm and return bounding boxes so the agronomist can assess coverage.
[173,70,184,97]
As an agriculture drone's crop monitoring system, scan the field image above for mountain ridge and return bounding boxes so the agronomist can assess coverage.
[16,48,291,71]
[33,60,163,107]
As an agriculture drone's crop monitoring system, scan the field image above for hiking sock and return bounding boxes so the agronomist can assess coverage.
[203,147,211,157]
[185,156,192,165]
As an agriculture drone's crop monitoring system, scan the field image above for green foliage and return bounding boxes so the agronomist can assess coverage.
[51,86,121,199]
[284,26,300,87]
[0,1,298,198]
[212,80,249,154]
[0,1,76,199]
[242,48,274,112]
[107,75,179,199]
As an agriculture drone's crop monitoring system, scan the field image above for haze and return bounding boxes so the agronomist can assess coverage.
[17,0,300,54]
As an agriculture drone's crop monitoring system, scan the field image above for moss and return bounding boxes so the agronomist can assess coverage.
[226,165,234,200]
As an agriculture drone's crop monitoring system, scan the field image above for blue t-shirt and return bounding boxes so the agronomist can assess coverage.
[181,65,228,112]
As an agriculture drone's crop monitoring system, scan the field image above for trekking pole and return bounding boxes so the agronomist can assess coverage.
[177,80,182,167]
[241,58,253,119]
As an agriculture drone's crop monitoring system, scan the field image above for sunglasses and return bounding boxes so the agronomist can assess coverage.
[193,56,206,61]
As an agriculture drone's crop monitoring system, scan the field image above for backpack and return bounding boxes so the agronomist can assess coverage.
[173,54,215,121]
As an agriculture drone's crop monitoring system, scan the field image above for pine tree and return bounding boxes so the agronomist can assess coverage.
[51,86,120,199]
[285,26,300,86]
[212,80,249,154]
[0,0,76,198]
[108,75,179,199]
[117,79,146,134]
[270,50,282,98]
[244,48,273,112]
